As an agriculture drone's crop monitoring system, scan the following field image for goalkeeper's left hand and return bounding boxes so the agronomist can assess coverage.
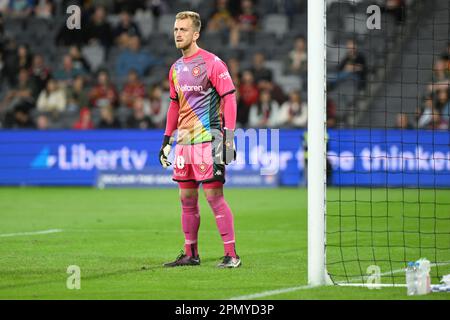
[223,128,236,165]
[159,135,174,168]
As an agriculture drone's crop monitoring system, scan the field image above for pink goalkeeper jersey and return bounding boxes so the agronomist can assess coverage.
[169,48,236,145]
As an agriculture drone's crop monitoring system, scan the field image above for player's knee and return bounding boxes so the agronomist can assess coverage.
[204,187,223,198]
[179,188,199,200]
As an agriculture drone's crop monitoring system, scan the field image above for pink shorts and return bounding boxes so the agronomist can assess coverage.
[172,142,225,185]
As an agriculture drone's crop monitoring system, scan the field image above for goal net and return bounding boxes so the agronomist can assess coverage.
[309,0,450,286]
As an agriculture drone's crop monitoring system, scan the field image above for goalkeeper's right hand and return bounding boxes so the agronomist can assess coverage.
[159,135,174,168]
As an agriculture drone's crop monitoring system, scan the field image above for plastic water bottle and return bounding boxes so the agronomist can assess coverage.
[416,259,431,295]
[406,262,417,296]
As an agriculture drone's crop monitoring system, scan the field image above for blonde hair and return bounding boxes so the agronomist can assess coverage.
[175,11,201,32]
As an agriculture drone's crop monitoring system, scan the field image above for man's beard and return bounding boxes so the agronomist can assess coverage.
[177,41,192,51]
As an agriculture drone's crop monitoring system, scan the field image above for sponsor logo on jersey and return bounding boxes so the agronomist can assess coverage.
[182,66,189,72]
[218,71,231,80]
[175,84,204,92]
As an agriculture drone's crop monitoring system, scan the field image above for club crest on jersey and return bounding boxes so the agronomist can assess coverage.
[198,162,207,173]
[192,66,201,77]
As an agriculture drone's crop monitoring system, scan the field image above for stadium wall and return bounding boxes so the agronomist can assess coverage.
[0,129,449,187]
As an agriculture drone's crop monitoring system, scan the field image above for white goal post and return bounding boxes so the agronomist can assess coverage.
[307,0,332,286]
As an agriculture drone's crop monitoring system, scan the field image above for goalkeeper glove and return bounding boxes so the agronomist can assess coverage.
[159,135,174,168]
[223,128,236,165]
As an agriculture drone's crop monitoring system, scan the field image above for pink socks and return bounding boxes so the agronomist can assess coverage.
[181,196,200,257]
[206,195,237,258]
[180,195,237,258]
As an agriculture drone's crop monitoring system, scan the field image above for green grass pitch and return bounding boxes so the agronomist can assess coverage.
[0,187,449,300]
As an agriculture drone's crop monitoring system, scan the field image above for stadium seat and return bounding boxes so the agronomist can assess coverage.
[106,14,120,28]
[134,10,155,40]
[276,75,302,93]
[82,44,105,73]
[158,14,176,36]
[263,14,289,38]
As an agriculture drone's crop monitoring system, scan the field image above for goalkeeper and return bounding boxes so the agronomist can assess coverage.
[159,11,240,268]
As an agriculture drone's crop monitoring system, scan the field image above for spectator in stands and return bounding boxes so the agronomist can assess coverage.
[146,0,170,18]
[435,88,449,113]
[89,69,119,108]
[113,0,146,15]
[278,90,307,128]
[257,79,286,105]
[235,90,249,127]
[97,105,122,129]
[442,42,450,59]
[73,107,94,130]
[1,68,36,112]
[227,57,241,86]
[330,39,367,91]
[30,54,51,95]
[427,59,450,94]
[36,113,50,130]
[34,0,55,19]
[327,97,337,128]
[126,97,154,129]
[66,75,89,112]
[36,78,65,111]
[238,70,259,110]
[248,90,279,128]
[8,0,34,18]
[0,12,4,45]
[54,55,85,86]
[147,84,169,128]
[55,14,85,47]
[441,98,450,127]
[120,69,146,108]
[384,0,406,25]
[115,35,159,78]
[4,43,33,87]
[285,35,307,75]
[84,6,113,49]
[10,104,35,128]
[417,94,436,129]
[69,45,91,74]
[395,112,414,129]
[17,44,32,71]
[0,1,9,14]
[251,52,272,83]
[206,0,234,34]
[113,10,142,48]
[36,78,66,113]
[0,49,5,87]
[230,0,259,48]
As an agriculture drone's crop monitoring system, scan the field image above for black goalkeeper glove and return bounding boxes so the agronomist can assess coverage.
[159,135,174,168]
[223,128,236,165]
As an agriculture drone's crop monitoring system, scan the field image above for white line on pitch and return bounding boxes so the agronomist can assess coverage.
[337,261,450,285]
[228,285,314,300]
[0,229,63,238]
[229,261,450,299]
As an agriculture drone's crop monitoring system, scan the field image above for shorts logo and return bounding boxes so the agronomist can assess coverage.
[215,170,222,176]
[192,66,201,77]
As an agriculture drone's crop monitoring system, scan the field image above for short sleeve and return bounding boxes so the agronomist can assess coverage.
[208,57,236,97]
[169,65,178,101]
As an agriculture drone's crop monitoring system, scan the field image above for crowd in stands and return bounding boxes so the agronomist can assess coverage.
[0,0,322,130]
[396,43,450,130]
[1,0,444,131]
